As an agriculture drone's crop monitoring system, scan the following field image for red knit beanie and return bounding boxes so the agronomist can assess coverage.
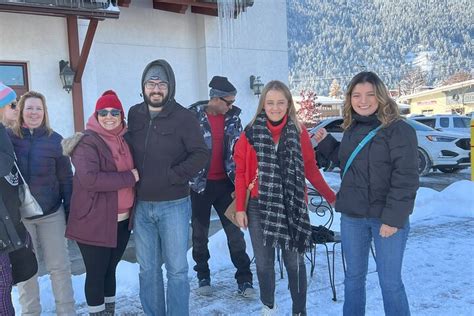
[95,90,123,114]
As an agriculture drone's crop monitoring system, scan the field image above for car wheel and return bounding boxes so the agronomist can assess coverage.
[418,148,431,176]
[437,167,461,173]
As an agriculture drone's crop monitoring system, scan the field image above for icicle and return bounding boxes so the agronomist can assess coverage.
[216,0,250,71]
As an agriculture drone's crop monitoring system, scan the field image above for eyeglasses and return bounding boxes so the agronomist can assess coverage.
[97,109,121,117]
[219,97,235,106]
[10,102,17,110]
[144,81,169,90]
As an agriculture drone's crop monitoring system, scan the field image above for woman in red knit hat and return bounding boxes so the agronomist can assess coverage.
[62,90,139,316]
[233,80,336,316]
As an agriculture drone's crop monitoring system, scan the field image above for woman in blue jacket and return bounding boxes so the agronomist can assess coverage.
[315,72,419,316]
[9,91,76,315]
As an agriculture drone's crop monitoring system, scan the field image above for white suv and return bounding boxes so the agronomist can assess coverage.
[410,115,470,134]
[310,117,471,175]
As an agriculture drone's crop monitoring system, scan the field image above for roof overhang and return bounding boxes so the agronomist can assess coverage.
[118,0,254,17]
[0,2,119,20]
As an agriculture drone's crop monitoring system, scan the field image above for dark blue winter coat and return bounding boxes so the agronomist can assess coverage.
[8,127,73,218]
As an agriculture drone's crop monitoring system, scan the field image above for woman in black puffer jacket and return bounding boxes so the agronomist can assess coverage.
[0,83,28,316]
[315,72,419,316]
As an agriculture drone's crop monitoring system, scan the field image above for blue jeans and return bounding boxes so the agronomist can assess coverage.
[134,197,191,316]
[341,215,410,316]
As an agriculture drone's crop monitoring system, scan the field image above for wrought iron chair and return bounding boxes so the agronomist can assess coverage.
[306,187,376,301]
[306,186,345,301]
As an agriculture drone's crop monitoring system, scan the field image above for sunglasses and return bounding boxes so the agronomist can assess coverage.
[97,109,121,117]
[219,97,235,107]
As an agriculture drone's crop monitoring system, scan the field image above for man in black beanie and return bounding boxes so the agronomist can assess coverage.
[189,76,254,297]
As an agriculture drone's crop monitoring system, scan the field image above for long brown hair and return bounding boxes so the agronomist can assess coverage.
[247,80,301,132]
[342,72,400,129]
[13,91,53,138]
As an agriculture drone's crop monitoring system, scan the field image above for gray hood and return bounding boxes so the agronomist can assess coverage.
[141,59,176,108]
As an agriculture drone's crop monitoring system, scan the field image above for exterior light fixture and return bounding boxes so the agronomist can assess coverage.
[59,60,75,93]
[250,75,264,97]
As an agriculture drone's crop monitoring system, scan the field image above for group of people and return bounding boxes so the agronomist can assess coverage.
[0,60,419,316]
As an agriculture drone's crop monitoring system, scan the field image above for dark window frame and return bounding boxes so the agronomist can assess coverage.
[0,61,29,99]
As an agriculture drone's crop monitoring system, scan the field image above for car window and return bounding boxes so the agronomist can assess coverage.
[325,119,344,133]
[406,119,437,131]
[414,118,436,128]
[453,117,470,128]
[439,117,449,128]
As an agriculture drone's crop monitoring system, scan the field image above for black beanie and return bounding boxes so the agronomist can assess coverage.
[209,76,237,96]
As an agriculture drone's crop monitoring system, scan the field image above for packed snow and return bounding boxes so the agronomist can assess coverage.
[12,173,474,315]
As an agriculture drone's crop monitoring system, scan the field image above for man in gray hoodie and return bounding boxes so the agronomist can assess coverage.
[126,60,208,316]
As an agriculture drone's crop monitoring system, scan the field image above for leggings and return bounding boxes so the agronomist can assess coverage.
[77,219,130,308]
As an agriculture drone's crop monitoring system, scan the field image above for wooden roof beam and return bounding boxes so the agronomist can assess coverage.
[191,6,217,16]
[153,1,188,14]
[117,0,131,8]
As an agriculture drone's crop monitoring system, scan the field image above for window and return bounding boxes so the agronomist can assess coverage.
[453,117,470,128]
[407,119,436,131]
[415,118,436,129]
[439,117,449,128]
[0,62,29,99]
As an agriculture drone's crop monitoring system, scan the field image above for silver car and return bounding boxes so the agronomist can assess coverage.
[309,117,471,175]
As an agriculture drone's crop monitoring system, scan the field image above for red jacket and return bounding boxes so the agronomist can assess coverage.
[233,119,336,212]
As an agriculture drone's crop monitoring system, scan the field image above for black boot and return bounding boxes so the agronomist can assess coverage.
[105,302,115,316]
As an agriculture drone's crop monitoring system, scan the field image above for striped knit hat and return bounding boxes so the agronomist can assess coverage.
[0,82,16,109]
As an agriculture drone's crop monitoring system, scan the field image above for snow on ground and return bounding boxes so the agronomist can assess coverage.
[12,175,474,315]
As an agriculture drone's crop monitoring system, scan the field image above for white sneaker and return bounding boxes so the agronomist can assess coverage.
[261,303,277,316]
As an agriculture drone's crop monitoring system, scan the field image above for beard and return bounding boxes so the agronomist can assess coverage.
[144,92,166,108]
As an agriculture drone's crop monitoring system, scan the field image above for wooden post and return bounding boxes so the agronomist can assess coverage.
[66,15,84,132]
[66,17,99,132]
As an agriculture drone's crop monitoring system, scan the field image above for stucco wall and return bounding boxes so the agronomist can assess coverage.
[0,0,289,135]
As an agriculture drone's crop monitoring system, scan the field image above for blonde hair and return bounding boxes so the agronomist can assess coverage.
[342,72,400,130]
[247,80,301,132]
[13,91,53,138]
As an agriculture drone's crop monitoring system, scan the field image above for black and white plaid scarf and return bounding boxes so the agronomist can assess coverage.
[246,113,312,253]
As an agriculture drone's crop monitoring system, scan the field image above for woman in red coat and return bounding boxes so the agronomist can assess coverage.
[63,91,139,316]
[233,80,336,315]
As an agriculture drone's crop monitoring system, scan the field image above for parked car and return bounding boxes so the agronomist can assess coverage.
[410,114,471,134]
[309,117,471,175]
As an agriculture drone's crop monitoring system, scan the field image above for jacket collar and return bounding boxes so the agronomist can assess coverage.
[190,100,242,118]
[21,126,48,137]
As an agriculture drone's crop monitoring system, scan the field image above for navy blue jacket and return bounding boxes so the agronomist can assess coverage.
[317,114,419,228]
[8,127,73,218]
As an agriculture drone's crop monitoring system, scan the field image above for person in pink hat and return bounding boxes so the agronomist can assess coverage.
[0,83,30,316]
[0,82,18,128]
[62,90,139,316]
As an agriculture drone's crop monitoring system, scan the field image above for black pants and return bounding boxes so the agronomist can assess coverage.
[247,199,307,314]
[191,178,252,284]
[77,219,131,307]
